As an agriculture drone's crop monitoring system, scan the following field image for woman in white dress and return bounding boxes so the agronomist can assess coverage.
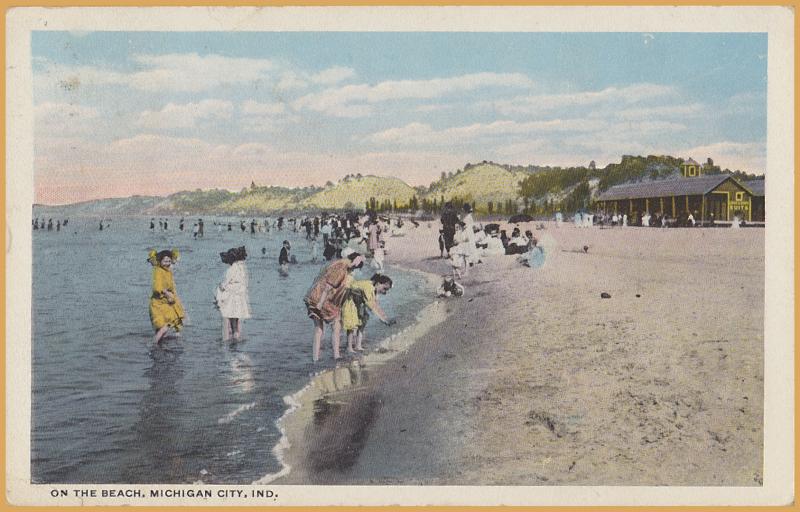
[215,246,251,341]
[460,204,479,266]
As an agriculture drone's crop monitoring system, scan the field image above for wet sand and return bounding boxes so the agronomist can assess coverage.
[276,222,764,486]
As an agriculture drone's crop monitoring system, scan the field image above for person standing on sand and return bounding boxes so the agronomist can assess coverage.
[215,246,251,341]
[440,202,458,257]
[304,252,365,362]
[342,273,395,353]
[461,203,479,266]
[367,215,380,256]
[148,249,185,344]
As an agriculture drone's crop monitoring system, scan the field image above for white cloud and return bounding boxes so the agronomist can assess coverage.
[129,53,275,92]
[490,83,677,115]
[136,99,234,130]
[613,103,705,121]
[294,72,534,117]
[562,120,687,154]
[311,66,356,85]
[275,71,309,92]
[723,92,766,116]
[494,139,549,159]
[36,54,277,94]
[36,102,99,123]
[414,104,453,113]
[680,141,765,174]
[365,118,606,146]
[241,100,287,116]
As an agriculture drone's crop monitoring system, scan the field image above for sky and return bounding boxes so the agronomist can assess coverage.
[32,31,767,204]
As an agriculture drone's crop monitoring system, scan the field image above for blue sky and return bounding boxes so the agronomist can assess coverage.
[32,31,767,203]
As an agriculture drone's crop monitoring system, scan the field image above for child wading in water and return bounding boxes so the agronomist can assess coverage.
[342,273,395,353]
[148,249,185,344]
[215,246,251,341]
[279,240,291,274]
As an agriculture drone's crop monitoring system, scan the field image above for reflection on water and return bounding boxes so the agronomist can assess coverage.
[31,216,431,483]
[126,345,186,483]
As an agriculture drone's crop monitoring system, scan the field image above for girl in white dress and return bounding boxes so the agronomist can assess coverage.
[215,246,251,341]
[460,204,479,266]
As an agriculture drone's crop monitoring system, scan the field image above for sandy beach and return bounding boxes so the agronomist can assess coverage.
[276,222,763,486]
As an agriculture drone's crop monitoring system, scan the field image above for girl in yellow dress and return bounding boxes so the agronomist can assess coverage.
[342,273,395,353]
[148,249,185,344]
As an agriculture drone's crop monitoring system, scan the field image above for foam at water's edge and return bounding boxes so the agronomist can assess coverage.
[252,266,446,485]
[251,381,314,484]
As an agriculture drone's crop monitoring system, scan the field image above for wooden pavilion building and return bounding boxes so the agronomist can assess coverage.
[742,179,765,222]
[596,162,759,224]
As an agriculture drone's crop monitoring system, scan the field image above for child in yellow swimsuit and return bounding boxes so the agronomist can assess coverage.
[342,273,395,353]
[148,249,185,344]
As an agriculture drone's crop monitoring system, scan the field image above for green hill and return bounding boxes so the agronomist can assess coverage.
[301,175,416,210]
[421,162,529,210]
[215,186,318,214]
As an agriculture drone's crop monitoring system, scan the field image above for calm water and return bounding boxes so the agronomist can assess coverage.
[31,216,431,484]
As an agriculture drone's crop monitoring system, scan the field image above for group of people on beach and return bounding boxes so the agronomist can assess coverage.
[437,202,547,285]
[146,211,399,360]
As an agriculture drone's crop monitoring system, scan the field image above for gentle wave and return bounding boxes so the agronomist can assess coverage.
[217,401,257,425]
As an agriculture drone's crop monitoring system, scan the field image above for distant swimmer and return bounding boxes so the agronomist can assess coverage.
[198,219,204,237]
[192,223,199,239]
[179,218,185,231]
[250,219,256,235]
[56,220,61,232]
[99,220,104,231]
[147,249,185,344]
[164,219,168,230]
[150,218,155,230]
[47,219,53,231]
[278,240,291,274]
[215,246,251,341]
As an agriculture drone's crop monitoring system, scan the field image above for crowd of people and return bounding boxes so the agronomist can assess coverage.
[145,210,402,361]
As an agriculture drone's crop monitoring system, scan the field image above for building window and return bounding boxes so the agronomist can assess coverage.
[736,192,744,201]
[688,167,696,177]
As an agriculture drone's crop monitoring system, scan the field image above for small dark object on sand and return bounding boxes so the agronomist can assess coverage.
[583,245,589,253]
[508,214,534,223]
[636,294,641,298]
[601,292,611,299]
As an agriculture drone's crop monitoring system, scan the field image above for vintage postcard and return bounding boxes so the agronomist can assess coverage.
[5,5,794,507]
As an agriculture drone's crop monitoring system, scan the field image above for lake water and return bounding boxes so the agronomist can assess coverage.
[31,216,432,484]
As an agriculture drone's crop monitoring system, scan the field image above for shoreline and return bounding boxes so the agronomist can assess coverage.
[261,222,764,486]
[254,261,447,485]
